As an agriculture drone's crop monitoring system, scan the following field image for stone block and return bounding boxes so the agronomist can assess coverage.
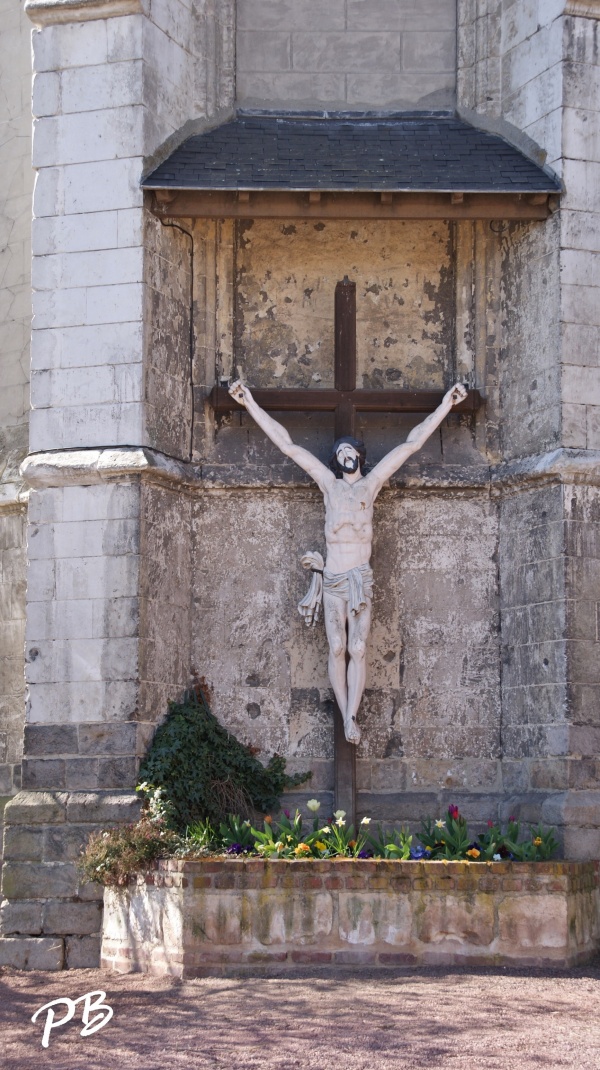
[236,71,346,104]
[65,934,102,969]
[66,791,140,824]
[497,895,567,950]
[2,862,79,899]
[562,826,600,861]
[65,758,100,790]
[61,59,143,114]
[43,822,92,862]
[292,31,398,74]
[236,31,291,73]
[78,723,137,756]
[33,211,119,257]
[416,894,494,947]
[23,724,78,756]
[32,21,108,73]
[401,31,455,72]
[43,900,102,936]
[238,0,345,31]
[0,936,64,970]
[347,0,455,31]
[55,556,140,602]
[0,900,43,936]
[4,791,67,825]
[22,759,66,790]
[97,757,138,789]
[3,826,44,862]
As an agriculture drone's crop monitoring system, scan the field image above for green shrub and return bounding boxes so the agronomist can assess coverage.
[138,685,310,831]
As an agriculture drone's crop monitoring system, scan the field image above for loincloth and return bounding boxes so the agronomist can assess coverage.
[298,552,373,626]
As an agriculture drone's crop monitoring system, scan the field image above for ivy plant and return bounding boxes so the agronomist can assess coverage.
[138,685,310,831]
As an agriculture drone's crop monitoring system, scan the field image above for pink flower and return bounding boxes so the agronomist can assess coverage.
[448,804,460,821]
[487,820,494,828]
[509,816,516,823]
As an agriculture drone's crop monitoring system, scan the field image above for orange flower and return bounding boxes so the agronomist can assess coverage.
[348,840,357,848]
[264,815,272,824]
[466,848,480,859]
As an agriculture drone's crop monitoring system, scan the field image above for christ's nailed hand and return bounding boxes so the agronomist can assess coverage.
[229,379,251,407]
[447,382,468,406]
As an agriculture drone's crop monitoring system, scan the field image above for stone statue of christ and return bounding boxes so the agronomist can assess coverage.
[229,380,468,745]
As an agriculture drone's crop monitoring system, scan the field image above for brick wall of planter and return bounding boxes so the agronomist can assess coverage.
[101,858,600,976]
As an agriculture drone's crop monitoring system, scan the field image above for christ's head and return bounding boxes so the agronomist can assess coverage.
[329,436,367,478]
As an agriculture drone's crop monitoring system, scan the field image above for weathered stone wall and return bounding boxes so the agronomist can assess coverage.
[0,789,139,970]
[0,0,34,811]
[102,858,600,975]
[191,487,501,822]
[190,215,501,822]
[236,0,456,110]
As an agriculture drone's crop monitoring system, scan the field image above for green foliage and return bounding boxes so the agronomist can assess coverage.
[185,818,219,853]
[137,685,310,831]
[219,814,255,852]
[366,823,412,860]
[502,821,559,861]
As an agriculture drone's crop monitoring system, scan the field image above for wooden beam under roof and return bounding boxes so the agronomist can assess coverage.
[151,189,558,221]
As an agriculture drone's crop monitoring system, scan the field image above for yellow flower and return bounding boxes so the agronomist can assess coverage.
[466,848,480,858]
[315,841,326,851]
[294,843,311,856]
[533,837,542,847]
[424,846,432,853]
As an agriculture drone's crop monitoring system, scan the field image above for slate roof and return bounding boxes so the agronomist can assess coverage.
[142,112,560,194]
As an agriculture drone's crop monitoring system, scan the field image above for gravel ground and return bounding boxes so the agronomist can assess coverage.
[3,963,600,1069]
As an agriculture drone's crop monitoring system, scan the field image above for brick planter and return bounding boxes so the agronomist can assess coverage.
[101,858,600,975]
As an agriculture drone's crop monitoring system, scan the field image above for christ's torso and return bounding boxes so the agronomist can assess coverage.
[323,476,374,573]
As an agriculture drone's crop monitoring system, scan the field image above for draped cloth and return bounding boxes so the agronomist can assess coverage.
[298,552,373,627]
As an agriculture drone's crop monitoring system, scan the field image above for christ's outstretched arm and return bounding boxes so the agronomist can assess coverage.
[229,380,334,493]
[366,383,468,495]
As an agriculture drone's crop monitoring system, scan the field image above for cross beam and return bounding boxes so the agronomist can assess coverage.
[209,277,482,438]
[211,278,483,825]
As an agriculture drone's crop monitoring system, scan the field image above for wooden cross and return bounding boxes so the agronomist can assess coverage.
[209,279,482,824]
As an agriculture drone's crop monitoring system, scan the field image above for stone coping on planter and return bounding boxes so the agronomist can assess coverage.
[101,858,600,976]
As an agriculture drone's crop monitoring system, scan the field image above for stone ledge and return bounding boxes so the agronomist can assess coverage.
[25,0,142,26]
[101,859,600,975]
[19,446,600,494]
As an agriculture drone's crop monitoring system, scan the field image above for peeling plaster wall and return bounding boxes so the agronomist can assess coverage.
[236,0,456,111]
[235,219,454,392]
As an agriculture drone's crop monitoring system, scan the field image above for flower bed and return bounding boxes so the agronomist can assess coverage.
[101,858,600,976]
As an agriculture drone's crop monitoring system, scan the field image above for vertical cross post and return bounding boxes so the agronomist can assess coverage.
[332,276,357,828]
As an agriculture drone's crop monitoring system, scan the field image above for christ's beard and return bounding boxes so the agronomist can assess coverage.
[342,456,359,473]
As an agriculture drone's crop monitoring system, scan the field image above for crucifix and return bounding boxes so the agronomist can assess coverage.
[212,278,481,825]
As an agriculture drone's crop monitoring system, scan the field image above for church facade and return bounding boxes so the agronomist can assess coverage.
[1,0,600,969]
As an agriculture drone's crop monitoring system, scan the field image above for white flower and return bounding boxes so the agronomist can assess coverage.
[361,817,371,825]
[493,853,502,862]
[307,799,321,812]
[435,819,445,829]
[334,809,346,821]
[321,826,331,833]
[335,818,346,828]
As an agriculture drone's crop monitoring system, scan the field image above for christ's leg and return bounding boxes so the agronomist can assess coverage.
[345,600,372,744]
[323,592,348,721]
